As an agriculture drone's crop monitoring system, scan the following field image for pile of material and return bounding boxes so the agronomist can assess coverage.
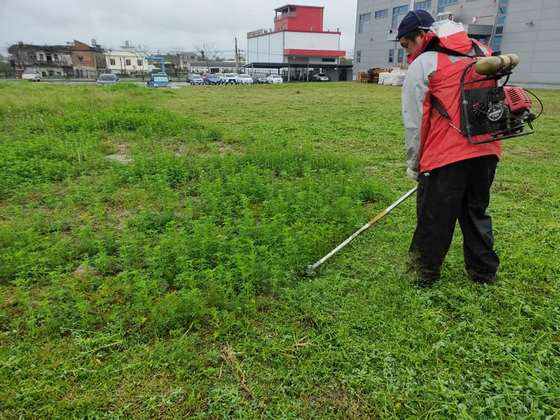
[378,68,407,86]
[357,68,388,83]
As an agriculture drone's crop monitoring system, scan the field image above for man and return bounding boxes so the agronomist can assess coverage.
[398,10,502,287]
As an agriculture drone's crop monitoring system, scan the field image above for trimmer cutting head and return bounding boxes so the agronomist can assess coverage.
[304,265,318,278]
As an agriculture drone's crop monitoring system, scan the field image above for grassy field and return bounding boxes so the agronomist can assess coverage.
[1,81,559,418]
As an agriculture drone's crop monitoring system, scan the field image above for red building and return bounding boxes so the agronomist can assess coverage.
[247,4,351,81]
[274,5,324,32]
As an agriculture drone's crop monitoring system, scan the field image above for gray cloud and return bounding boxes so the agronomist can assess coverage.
[0,0,356,56]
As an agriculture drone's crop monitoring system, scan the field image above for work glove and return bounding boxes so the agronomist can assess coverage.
[406,167,419,181]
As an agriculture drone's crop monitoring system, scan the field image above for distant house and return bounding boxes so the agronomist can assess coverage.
[161,52,199,74]
[103,48,155,76]
[70,40,99,79]
[8,42,73,78]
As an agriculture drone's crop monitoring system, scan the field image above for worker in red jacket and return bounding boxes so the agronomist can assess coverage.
[398,10,501,287]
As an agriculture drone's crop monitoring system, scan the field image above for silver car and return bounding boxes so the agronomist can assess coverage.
[237,74,254,85]
[22,70,41,82]
[96,74,119,85]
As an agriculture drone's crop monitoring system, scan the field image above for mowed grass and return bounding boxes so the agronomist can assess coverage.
[0,81,559,418]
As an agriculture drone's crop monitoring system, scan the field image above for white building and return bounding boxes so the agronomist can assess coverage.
[247,5,351,81]
[104,49,155,76]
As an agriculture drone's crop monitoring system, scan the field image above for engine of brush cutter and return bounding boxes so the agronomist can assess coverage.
[504,86,534,120]
[462,85,535,141]
[459,55,542,145]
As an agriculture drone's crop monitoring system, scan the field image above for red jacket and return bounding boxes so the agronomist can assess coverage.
[402,21,501,177]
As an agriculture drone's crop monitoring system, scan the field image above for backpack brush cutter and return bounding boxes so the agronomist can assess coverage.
[434,52,544,145]
[304,53,543,278]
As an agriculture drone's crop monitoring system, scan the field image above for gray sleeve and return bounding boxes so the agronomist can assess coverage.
[401,52,437,176]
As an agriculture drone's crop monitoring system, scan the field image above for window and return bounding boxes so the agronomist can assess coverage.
[397,49,405,63]
[125,59,131,66]
[53,54,58,60]
[358,12,371,33]
[110,58,116,65]
[437,0,458,13]
[39,53,45,61]
[494,0,508,34]
[137,59,143,66]
[375,9,388,19]
[491,35,503,52]
[388,49,395,63]
[322,57,336,63]
[356,50,362,63]
[392,5,409,29]
[415,0,432,11]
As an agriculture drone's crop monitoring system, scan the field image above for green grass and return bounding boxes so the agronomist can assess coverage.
[1,81,559,418]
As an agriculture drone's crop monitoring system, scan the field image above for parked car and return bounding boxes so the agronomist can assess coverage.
[204,74,222,85]
[223,73,240,84]
[187,74,204,85]
[266,74,284,84]
[311,73,330,82]
[147,72,170,88]
[237,74,254,85]
[96,73,119,85]
[22,70,41,82]
[256,76,269,84]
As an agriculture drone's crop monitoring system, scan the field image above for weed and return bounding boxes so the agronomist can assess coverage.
[1,81,559,418]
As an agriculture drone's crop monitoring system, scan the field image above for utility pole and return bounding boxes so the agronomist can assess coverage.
[234,37,239,72]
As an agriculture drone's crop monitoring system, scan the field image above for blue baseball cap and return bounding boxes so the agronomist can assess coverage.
[397,10,435,40]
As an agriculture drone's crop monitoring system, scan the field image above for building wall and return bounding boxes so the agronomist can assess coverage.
[71,41,97,78]
[104,50,154,75]
[275,6,324,32]
[248,31,344,64]
[446,0,498,27]
[284,31,342,53]
[71,42,96,68]
[354,0,415,74]
[27,66,66,77]
[247,32,285,63]
[500,0,560,85]
[35,51,73,67]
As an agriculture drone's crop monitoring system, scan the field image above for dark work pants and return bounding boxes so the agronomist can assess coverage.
[409,155,500,283]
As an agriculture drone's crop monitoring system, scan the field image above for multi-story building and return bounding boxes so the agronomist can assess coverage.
[8,42,73,78]
[247,4,352,81]
[70,40,99,79]
[103,45,154,76]
[354,0,560,85]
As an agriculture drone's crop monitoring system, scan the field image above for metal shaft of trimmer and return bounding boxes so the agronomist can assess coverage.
[307,186,418,274]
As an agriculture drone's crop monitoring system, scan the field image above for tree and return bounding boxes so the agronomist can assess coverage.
[194,43,223,61]
[0,54,13,77]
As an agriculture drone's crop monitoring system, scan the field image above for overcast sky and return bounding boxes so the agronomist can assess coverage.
[0,0,357,57]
